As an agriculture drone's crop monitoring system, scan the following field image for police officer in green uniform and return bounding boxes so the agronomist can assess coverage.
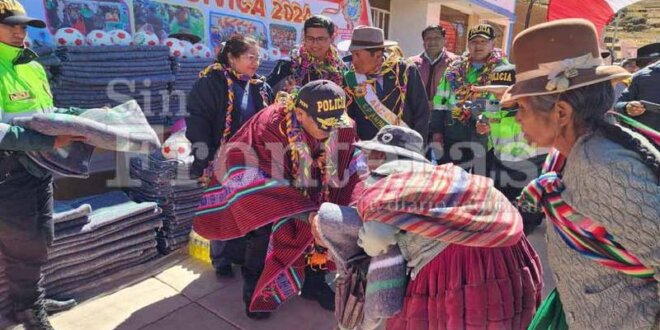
[0,1,81,328]
[474,64,547,234]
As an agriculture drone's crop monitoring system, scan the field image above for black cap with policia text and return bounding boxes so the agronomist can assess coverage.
[0,0,46,28]
[296,80,352,131]
[468,24,495,41]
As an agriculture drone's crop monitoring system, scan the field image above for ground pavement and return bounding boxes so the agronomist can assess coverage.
[2,225,553,330]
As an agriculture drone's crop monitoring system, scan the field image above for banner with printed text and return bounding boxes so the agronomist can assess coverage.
[25,0,371,58]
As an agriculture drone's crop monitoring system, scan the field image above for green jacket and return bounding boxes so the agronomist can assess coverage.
[431,60,507,148]
[482,110,544,162]
[0,42,61,177]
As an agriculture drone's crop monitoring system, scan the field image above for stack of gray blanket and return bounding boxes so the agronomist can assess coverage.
[50,46,175,125]
[33,46,61,81]
[128,152,202,254]
[44,191,162,298]
[169,58,214,123]
[0,191,161,306]
[0,254,9,316]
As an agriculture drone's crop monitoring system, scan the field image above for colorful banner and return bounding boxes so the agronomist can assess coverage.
[25,0,371,57]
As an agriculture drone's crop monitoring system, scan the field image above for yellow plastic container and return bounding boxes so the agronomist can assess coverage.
[188,230,211,264]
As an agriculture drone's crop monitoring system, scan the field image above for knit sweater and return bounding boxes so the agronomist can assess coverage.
[546,130,659,329]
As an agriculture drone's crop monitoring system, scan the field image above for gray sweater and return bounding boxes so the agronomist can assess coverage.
[547,129,659,329]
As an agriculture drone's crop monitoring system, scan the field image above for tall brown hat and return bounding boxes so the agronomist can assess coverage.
[337,26,397,52]
[501,19,630,105]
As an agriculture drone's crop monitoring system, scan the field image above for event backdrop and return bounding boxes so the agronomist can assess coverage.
[25,0,371,55]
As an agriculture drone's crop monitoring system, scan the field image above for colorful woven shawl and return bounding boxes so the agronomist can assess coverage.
[356,163,523,247]
[193,104,366,312]
[607,111,660,145]
[518,150,656,281]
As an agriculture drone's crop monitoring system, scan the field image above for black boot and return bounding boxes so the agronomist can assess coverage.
[215,265,234,278]
[300,268,335,311]
[43,298,77,314]
[244,305,271,320]
[14,306,54,330]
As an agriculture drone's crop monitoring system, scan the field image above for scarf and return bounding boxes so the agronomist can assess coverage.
[199,63,268,144]
[517,149,656,281]
[289,45,345,87]
[445,48,505,123]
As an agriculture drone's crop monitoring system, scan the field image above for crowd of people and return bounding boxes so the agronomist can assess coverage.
[0,1,658,329]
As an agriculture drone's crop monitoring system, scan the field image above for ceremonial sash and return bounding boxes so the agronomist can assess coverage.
[345,71,408,129]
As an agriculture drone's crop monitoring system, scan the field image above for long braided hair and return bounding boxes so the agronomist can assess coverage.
[528,81,659,178]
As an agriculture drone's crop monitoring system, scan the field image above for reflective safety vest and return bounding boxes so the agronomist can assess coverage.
[484,110,546,162]
[0,41,53,126]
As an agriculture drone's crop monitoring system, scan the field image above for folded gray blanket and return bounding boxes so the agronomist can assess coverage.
[15,100,160,152]
[45,248,158,294]
[45,238,157,278]
[46,250,159,298]
[53,209,161,247]
[46,230,157,274]
[49,221,160,259]
[12,101,160,177]
[54,217,90,233]
[53,203,92,224]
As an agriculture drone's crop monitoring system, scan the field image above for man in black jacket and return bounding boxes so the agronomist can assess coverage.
[266,15,346,92]
[615,43,660,130]
[341,26,430,143]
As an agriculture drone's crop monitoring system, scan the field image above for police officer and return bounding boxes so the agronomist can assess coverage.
[0,1,82,328]
[472,65,547,234]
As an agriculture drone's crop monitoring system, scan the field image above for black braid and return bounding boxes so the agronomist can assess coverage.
[595,120,660,180]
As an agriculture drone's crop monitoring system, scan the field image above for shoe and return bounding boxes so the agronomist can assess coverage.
[301,276,335,311]
[43,298,77,314]
[14,307,54,330]
[215,265,234,278]
[245,306,271,320]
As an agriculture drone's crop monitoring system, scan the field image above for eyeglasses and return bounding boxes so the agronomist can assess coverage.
[304,36,330,44]
[240,54,260,63]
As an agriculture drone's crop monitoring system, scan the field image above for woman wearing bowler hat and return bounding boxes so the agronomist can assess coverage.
[506,19,659,329]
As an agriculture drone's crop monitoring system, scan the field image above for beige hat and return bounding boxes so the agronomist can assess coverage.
[337,26,397,52]
[501,19,630,106]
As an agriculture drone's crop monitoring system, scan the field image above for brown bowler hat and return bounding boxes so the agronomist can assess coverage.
[337,26,397,52]
[501,19,630,105]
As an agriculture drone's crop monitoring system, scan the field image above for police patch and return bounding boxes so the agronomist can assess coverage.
[8,91,32,101]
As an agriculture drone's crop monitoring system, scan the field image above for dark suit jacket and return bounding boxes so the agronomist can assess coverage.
[346,60,430,143]
[185,69,274,178]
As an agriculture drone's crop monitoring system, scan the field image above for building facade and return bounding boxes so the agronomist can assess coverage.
[370,0,517,56]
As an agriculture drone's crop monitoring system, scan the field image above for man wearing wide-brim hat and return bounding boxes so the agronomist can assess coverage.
[339,26,430,146]
[613,42,660,130]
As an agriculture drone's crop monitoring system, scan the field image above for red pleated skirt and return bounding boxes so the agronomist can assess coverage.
[387,236,543,330]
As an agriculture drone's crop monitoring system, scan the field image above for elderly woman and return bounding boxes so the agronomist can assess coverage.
[314,125,543,330]
[504,19,659,329]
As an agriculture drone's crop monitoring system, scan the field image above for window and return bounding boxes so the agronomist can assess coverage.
[371,7,390,38]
